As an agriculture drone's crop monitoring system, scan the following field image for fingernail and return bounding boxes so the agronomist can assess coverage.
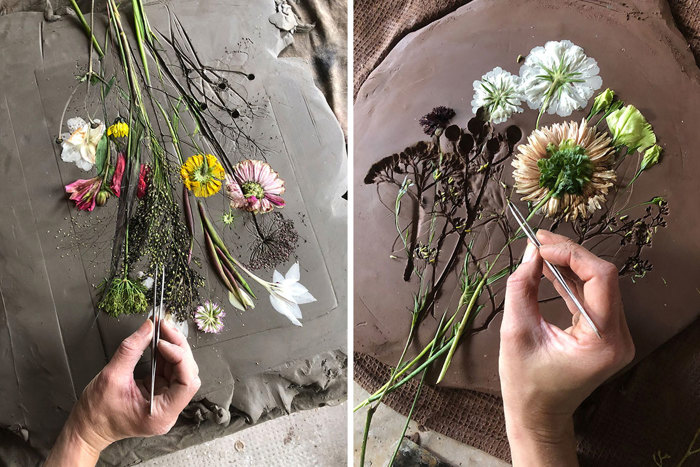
[522,242,537,263]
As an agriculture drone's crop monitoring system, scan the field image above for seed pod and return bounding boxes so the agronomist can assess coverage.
[216,246,256,298]
[203,229,234,293]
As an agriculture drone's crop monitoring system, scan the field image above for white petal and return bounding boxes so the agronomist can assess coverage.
[88,122,105,145]
[270,294,303,326]
[285,262,300,282]
[240,290,256,309]
[66,117,87,133]
[284,281,309,296]
[294,291,316,305]
[61,144,81,164]
[75,157,94,172]
[273,270,284,283]
[273,289,303,318]
[229,291,245,311]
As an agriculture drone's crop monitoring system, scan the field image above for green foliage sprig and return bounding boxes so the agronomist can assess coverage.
[98,276,148,318]
[538,140,594,197]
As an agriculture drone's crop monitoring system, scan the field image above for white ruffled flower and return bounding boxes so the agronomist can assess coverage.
[519,40,602,120]
[267,263,316,327]
[61,117,105,171]
[471,67,524,124]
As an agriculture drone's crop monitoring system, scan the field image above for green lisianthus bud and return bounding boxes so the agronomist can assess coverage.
[96,190,110,206]
[589,88,614,118]
[606,104,657,153]
[640,144,662,172]
[627,144,663,186]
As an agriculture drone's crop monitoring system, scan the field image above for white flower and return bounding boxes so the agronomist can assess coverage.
[268,263,316,327]
[471,67,524,124]
[61,117,105,171]
[519,40,602,119]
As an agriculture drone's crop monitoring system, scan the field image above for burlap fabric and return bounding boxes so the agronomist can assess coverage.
[354,1,700,464]
[353,0,700,97]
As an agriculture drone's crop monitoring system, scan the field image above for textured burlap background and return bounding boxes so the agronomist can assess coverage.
[354,0,700,97]
[354,1,700,464]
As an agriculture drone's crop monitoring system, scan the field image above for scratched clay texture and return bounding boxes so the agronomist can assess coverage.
[0,0,347,462]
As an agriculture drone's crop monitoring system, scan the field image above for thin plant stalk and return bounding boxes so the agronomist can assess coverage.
[386,310,447,467]
[356,194,552,410]
[68,0,105,58]
[436,193,552,382]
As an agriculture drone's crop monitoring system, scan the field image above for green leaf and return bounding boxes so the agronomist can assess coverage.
[606,105,656,153]
[95,135,109,176]
[486,265,514,285]
[103,76,116,97]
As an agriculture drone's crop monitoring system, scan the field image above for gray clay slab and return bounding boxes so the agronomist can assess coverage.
[0,0,346,454]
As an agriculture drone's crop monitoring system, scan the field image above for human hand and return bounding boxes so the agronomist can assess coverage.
[499,230,635,466]
[46,319,201,466]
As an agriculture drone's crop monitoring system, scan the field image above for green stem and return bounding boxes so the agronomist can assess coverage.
[353,306,459,412]
[387,311,447,467]
[68,0,105,58]
[435,192,552,383]
[359,407,375,467]
[360,335,457,407]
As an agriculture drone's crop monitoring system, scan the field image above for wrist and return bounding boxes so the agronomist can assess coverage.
[505,409,578,466]
[67,400,114,453]
[45,410,107,466]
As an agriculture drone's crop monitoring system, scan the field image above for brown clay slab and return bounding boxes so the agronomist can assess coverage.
[354,0,700,393]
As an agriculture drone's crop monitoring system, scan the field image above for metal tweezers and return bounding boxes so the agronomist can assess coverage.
[507,200,602,339]
[149,265,166,414]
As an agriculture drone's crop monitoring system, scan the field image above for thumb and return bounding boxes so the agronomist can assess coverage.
[109,319,153,374]
[502,242,544,335]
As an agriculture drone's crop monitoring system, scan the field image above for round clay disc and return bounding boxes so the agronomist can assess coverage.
[354,0,700,393]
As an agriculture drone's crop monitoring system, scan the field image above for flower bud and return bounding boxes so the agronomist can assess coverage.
[589,88,614,117]
[96,190,110,206]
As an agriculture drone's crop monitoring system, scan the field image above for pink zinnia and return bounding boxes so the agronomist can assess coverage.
[137,164,151,199]
[65,177,102,212]
[224,160,285,214]
[110,153,126,197]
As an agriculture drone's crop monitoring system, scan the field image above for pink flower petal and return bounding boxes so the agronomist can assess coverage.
[110,153,126,198]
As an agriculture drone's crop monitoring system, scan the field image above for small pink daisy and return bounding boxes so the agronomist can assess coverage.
[194,301,226,334]
[225,160,285,214]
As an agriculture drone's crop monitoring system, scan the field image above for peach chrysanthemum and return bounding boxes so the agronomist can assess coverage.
[512,119,616,221]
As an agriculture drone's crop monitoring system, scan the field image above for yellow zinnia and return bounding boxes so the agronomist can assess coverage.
[180,154,225,197]
[107,121,129,138]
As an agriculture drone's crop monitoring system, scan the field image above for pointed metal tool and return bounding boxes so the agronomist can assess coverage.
[507,199,602,339]
[149,265,166,414]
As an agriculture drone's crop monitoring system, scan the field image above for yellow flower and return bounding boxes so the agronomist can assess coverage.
[180,154,226,197]
[107,121,129,138]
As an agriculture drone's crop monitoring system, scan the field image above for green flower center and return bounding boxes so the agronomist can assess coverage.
[193,159,215,183]
[538,139,594,198]
[481,80,518,112]
[241,181,265,199]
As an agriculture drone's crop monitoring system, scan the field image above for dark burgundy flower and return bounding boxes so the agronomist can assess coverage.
[419,106,456,136]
